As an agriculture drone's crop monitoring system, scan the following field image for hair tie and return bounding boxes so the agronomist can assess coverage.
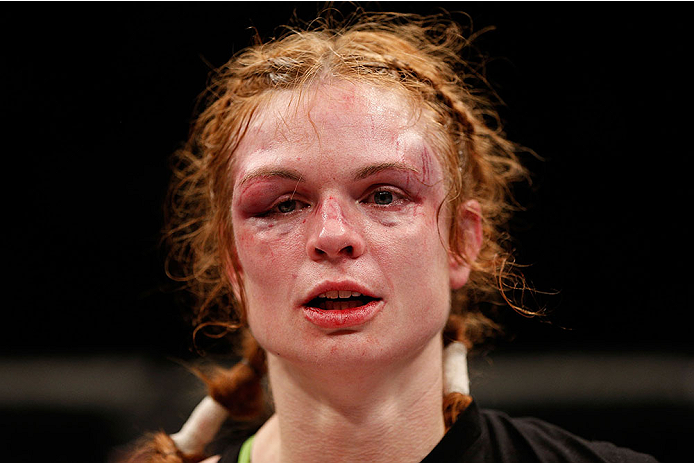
[170,396,229,457]
[443,341,470,395]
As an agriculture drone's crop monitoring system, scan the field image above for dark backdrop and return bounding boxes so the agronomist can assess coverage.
[2,3,691,462]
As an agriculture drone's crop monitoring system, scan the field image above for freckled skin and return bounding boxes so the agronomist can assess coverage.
[230,82,468,371]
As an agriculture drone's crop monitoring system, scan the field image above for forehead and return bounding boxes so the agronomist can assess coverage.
[258,82,414,130]
[233,82,443,182]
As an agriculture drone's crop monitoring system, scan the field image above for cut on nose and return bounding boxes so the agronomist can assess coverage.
[307,211,365,260]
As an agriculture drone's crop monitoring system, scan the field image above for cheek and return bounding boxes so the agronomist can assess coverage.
[373,217,451,346]
[233,222,305,319]
[235,231,276,265]
[375,205,447,261]
[234,221,300,271]
[370,207,451,298]
[234,227,302,338]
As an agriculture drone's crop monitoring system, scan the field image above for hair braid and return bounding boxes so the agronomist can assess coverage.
[194,330,267,421]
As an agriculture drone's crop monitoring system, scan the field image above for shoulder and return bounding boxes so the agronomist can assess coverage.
[476,408,659,463]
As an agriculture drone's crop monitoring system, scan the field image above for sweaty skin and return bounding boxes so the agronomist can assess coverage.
[229,81,478,463]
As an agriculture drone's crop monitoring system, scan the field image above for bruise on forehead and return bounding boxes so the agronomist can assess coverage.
[420,146,436,186]
[391,126,442,189]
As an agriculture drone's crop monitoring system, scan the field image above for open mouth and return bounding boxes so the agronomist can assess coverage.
[305,290,379,310]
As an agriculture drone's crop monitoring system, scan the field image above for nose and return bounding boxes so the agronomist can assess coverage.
[306,197,366,261]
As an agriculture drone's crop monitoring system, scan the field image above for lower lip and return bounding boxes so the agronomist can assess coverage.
[302,300,383,329]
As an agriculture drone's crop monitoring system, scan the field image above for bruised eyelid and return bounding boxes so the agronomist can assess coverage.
[234,179,304,217]
[235,170,304,201]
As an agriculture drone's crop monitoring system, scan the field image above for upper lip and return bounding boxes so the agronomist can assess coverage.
[300,281,380,306]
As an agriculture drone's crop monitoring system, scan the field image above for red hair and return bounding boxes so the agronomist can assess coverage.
[165,11,529,349]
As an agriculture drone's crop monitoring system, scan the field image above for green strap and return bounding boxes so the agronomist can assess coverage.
[237,435,255,463]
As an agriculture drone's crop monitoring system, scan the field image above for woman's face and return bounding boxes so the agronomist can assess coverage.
[230,82,472,370]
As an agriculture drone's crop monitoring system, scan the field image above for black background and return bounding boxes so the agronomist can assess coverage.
[2,2,692,461]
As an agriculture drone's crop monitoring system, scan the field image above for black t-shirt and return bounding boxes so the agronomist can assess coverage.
[219,400,659,462]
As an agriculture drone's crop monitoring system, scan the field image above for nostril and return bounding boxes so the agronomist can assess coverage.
[310,244,356,259]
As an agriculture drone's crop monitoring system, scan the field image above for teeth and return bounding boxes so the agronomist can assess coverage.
[317,290,363,299]
[319,300,364,310]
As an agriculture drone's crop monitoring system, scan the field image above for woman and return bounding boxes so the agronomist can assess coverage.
[124,11,658,463]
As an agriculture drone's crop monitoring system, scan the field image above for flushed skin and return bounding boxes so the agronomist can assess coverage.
[231,82,480,373]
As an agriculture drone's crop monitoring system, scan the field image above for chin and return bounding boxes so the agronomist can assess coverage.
[261,324,444,374]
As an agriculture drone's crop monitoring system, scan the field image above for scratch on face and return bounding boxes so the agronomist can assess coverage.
[289,173,303,201]
[420,147,432,186]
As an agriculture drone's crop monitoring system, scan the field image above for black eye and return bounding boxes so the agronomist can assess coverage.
[373,191,393,205]
[276,200,297,213]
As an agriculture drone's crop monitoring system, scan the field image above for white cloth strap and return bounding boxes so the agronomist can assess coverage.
[443,341,470,395]
[170,396,229,456]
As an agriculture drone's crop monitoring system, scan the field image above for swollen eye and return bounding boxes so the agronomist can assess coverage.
[277,200,297,213]
[373,191,393,205]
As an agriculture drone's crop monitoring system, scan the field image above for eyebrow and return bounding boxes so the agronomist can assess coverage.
[352,162,420,180]
[238,167,304,187]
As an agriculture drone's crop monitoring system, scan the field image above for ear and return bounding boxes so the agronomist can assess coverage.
[449,199,483,290]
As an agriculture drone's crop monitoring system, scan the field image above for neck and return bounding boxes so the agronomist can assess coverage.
[253,335,446,463]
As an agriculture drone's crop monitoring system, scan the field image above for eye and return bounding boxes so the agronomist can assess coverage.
[268,198,312,215]
[372,190,394,205]
[276,199,299,213]
[363,187,408,207]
